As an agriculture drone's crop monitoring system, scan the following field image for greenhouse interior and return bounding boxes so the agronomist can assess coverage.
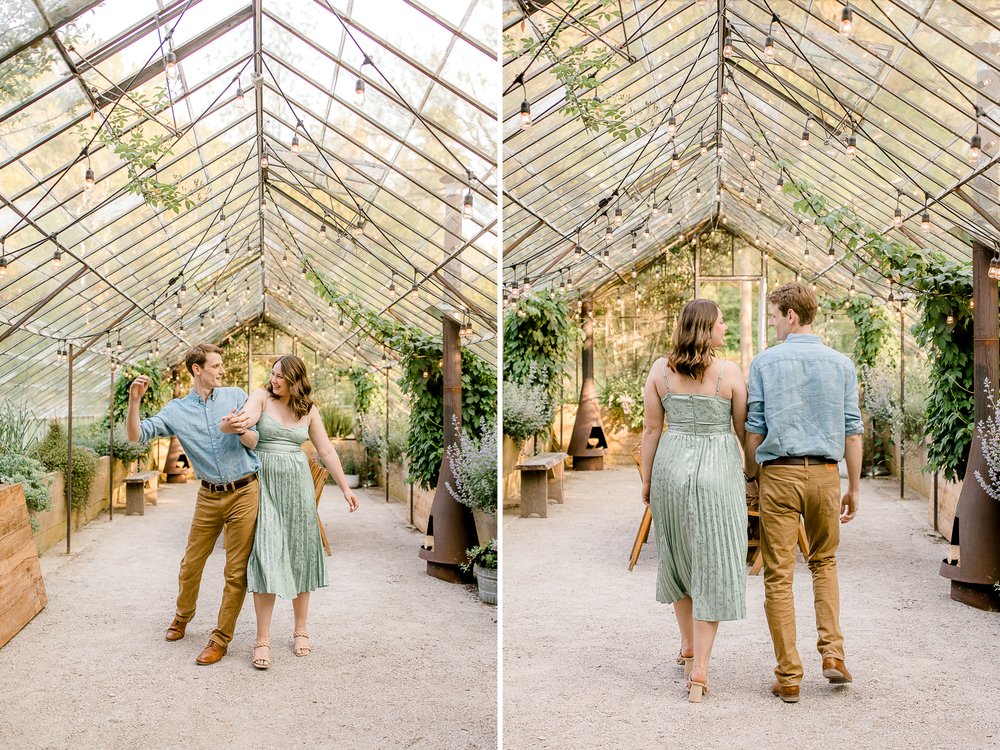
[502,0,999,605]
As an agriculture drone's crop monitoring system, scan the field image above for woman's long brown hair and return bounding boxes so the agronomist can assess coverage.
[267,354,315,419]
[667,299,720,382]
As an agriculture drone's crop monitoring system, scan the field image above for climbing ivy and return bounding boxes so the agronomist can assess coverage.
[309,273,496,491]
[789,179,974,482]
[503,292,580,410]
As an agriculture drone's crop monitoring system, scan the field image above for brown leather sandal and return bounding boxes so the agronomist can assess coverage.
[292,631,311,657]
[252,641,270,670]
[687,679,709,703]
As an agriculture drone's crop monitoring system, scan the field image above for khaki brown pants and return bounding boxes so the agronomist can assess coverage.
[759,462,845,686]
[173,478,258,647]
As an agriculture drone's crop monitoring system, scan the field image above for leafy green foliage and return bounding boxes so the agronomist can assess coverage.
[0,451,52,532]
[77,423,150,464]
[320,406,355,438]
[309,274,496,491]
[335,365,384,417]
[77,88,195,212]
[33,422,98,511]
[460,539,498,572]
[445,418,498,515]
[503,2,643,142]
[502,377,553,443]
[599,372,646,431]
[504,293,579,408]
[110,359,172,428]
[790,179,975,482]
[0,400,45,455]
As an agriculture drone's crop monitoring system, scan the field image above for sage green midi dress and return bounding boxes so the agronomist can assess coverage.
[648,365,747,622]
[246,413,327,600]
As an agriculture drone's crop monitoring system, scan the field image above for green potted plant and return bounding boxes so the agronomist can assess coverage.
[446,417,497,544]
[460,540,497,605]
[339,453,361,489]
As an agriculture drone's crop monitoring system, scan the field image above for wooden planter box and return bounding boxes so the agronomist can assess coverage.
[0,483,47,648]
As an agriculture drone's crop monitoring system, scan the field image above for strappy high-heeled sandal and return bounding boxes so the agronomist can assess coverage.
[292,631,311,657]
[676,650,694,676]
[252,641,270,670]
[687,679,709,703]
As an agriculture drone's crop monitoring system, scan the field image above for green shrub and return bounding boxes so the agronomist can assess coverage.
[460,540,497,572]
[77,423,150,464]
[33,422,98,511]
[0,400,45,455]
[0,452,52,532]
[599,372,646,431]
[321,406,354,438]
[502,377,552,442]
[446,418,497,515]
[339,453,360,475]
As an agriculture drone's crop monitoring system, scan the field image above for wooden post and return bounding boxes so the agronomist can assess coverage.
[385,364,390,504]
[899,305,905,499]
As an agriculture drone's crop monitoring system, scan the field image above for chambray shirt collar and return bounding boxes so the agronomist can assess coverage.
[784,333,821,344]
[184,388,218,404]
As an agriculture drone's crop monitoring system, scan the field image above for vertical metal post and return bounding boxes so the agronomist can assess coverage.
[899,306,905,499]
[66,344,74,555]
[109,361,115,520]
[385,364,390,503]
[246,327,252,391]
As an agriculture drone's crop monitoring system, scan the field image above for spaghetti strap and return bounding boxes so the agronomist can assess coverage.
[714,361,724,396]
[663,361,672,393]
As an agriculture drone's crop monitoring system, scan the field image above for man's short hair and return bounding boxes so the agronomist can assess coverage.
[768,282,818,325]
[184,343,224,374]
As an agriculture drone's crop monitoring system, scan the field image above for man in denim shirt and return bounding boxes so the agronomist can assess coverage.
[127,343,260,665]
[744,283,863,703]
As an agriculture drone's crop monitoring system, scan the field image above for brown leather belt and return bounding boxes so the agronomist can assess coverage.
[762,455,837,467]
[200,473,257,493]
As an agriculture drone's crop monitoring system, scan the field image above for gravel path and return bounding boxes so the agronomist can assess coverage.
[503,468,1000,750]
[2,482,496,750]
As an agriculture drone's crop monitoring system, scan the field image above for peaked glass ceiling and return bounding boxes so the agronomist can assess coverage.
[0,0,499,417]
[502,0,1000,301]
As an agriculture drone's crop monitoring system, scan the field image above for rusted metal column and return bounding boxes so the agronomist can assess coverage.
[899,306,905,500]
[418,314,475,583]
[939,240,1000,610]
[66,344,74,555]
[108,360,115,520]
[567,298,607,470]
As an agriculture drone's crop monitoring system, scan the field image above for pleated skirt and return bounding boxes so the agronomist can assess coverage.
[246,451,328,600]
[649,430,747,622]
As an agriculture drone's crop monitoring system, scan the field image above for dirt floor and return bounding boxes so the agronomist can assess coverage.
[503,467,1000,750]
[1,481,497,750]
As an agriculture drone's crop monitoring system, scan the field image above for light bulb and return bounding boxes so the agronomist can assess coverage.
[671,151,679,169]
[720,85,729,104]
[261,154,269,169]
[291,134,300,154]
[223,242,230,255]
[667,116,676,137]
[52,250,62,268]
[354,78,365,106]
[84,167,95,191]
[463,189,473,219]
[764,36,775,59]
[846,135,857,157]
[800,130,809,148]
[723,35,733,57]
[0,255,7,278]
[520,100,532,128]
[969,133,981,164]
[775,175,784,191]
[613,206,623,225]
[353,222,364,238]
[165,51,178,80]
[666,205,673,219]
[605,227,613,243]
[840,5,854,36]
[945,313,955,326]
[921,210,930,232]
[220,210,227,226]
[574,244,583,257]
[236,87,245,109]
[893,208,902,227]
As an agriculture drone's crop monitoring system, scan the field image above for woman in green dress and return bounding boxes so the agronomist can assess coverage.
[639,299,751,702]
[237,354,359,669]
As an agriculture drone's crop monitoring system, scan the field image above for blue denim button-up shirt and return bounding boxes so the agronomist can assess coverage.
[745,334,864,464]
[139,387,260,484]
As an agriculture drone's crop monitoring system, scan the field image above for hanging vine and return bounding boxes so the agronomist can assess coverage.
[789,179,974,482]
[309,272,496,491]
[504,1,645,142]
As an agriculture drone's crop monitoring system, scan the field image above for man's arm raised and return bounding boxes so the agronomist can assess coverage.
[126,376,150,443]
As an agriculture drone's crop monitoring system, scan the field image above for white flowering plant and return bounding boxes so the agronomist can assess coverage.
[446,417,497,515]
[599,372,646,431]
[974,379,1000,503]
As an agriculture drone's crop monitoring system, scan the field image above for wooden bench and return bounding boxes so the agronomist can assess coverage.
[515,452,567,518]
[124,470,159,515]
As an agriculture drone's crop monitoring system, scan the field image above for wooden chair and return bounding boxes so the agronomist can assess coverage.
[627,444,808,574]
[309,459,333,557]
[628,445,652,571]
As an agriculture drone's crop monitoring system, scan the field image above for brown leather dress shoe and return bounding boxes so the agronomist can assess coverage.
[164,618,187,641]
[822,657,853,684]
[771,682,800,703]
[196,641,227,665]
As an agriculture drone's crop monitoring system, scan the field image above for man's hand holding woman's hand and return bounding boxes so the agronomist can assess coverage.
[220,408,251,435]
